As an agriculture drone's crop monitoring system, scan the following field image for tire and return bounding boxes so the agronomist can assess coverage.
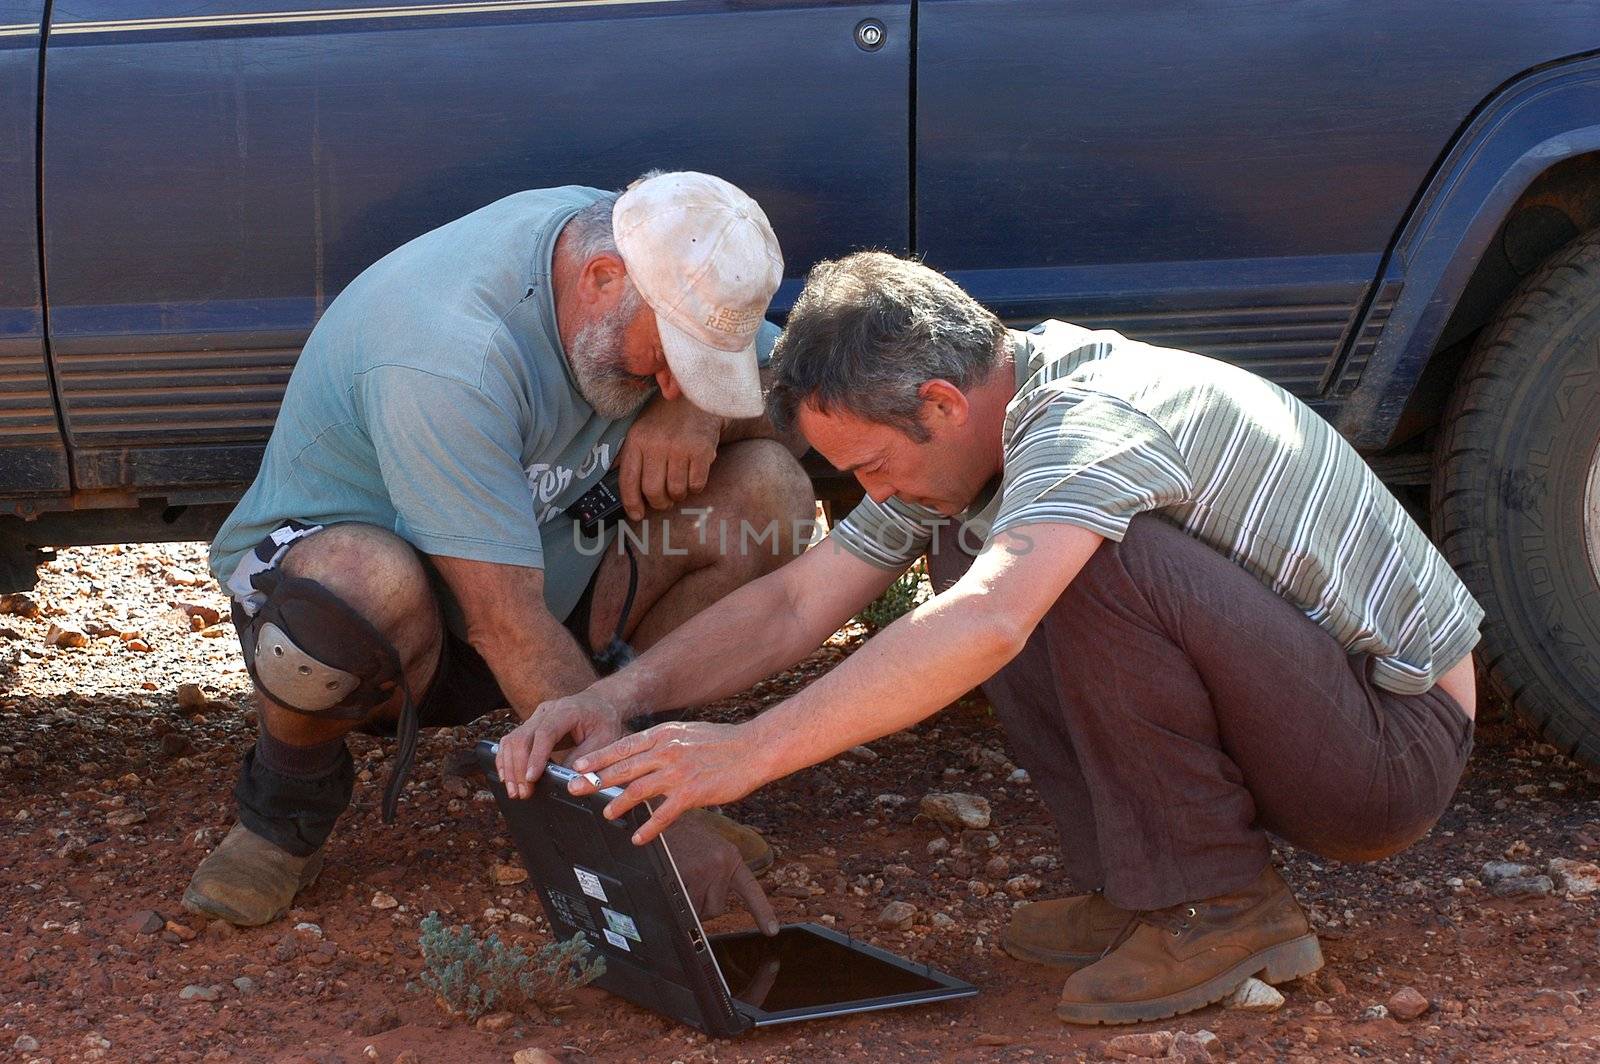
[1434,226,1600,767]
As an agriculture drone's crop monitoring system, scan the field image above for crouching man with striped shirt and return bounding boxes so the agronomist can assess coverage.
[499,252,1481,1025]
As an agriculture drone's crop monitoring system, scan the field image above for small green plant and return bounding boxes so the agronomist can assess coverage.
[413,912,605,1021]
[856,560,931,633]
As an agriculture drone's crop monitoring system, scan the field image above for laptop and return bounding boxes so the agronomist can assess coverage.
[476,740,977,1036]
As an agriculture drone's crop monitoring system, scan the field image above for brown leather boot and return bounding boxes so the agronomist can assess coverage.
[181,822,325,927]
[1002,891,1137,968]
[1055,865,1323,1025]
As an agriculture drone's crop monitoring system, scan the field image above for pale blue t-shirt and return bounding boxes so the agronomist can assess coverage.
[212,186,657,623]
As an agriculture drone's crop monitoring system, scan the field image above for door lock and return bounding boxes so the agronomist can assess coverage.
[855,19,886,51]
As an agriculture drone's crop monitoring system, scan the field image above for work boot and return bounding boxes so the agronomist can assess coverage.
[1003,891,1137,968]
[1055,865,1324,1025]
[182,822,325,927]
[684,809,774,876]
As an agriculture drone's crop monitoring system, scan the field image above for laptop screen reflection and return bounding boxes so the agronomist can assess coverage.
[711,927,945,1012]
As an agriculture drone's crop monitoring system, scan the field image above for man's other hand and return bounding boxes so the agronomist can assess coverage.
[569,721,764,844]
[617,393,724,520]
[664,817,779,936]
[496,693,625,799]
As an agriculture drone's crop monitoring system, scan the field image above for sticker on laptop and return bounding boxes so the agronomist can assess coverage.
[573,866,608,903]
[603,928,630,951]
[602,907,641,942]
[545,889,596,932]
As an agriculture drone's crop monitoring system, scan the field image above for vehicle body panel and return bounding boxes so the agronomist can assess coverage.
[38,0,910,493]
[1334,54,1600,448]
[0,2,66,496]
[916,0,1600,407]
[4,0,1600,513]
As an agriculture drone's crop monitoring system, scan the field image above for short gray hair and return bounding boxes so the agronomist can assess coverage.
[563,193,622,262]
[563,170,670,264]
[768,252,1007,441]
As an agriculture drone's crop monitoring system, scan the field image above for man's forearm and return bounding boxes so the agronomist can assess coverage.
[719,364,807,455]
[592,568,822,715]
[740,586,1022,782]
[473,614,597,721]
[718,413,807,456]
[429,555,599,722]
[738,523,1106,785]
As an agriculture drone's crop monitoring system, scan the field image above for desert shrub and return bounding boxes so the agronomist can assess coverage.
[413,913,605,1021]
[856,560,931,633]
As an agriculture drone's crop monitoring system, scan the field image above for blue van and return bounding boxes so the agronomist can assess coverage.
[2,1,1599,763]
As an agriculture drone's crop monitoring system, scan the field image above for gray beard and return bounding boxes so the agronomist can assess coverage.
[568,296,655,420]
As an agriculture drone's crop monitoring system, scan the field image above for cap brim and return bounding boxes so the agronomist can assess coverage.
[657,317,765,420]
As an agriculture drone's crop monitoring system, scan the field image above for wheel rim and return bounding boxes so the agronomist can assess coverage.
[1587,436,1600,590]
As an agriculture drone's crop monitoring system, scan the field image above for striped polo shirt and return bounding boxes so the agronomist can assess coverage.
[832,320,1483,695]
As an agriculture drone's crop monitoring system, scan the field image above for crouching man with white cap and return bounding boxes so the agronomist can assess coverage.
[185,172,812,929]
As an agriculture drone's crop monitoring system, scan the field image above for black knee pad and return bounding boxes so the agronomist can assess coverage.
[241,570,400,718]
[240,569,418,823]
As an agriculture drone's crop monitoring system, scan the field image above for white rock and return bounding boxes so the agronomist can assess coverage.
[14,1036,39,1052]
[512,1050,561,1064]
[878,900,917,930]
[370,892,398,910]
[1548,858,1600,896]
[1004,874,1042,897]
[1480,860,1538,883]
[919,792,991,830]
[1224,977,1284,1013]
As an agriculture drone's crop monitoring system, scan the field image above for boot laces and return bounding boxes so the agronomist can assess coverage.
[1100,902,1199,958]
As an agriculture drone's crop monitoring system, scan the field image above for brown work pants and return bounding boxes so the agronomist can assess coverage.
[927,515,1474,910]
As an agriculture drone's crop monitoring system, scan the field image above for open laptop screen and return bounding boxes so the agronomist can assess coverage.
[712,926,947,1013]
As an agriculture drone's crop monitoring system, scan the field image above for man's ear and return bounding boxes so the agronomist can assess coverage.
[918,379,970,428]
[580,252,630,307]
[655,364,684,401]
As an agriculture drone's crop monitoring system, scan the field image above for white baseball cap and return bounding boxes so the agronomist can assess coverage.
[612,172,783,420]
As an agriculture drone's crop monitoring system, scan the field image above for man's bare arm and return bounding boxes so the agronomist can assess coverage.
[571,522,1106,842]
[572,534,900,720]
[720,364,807,455]
[617,368,803,521]
[428,555,598,720]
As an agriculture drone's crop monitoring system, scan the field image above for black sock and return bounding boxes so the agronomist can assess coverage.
[255,729,347,780]
[235,739,355,857]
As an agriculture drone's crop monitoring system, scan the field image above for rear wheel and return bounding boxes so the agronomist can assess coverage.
[1433,227,1600,767]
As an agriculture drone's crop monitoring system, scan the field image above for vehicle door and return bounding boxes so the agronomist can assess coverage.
[40,0,910,496]
[913,0,1600,407]
[0,2,67,500]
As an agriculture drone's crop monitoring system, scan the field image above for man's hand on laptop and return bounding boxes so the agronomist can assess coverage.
[569,721,763,844]
[664,819,779,936]
[496,694,625,800]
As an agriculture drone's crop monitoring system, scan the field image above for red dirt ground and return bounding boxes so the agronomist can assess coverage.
[3,543,1599,1063]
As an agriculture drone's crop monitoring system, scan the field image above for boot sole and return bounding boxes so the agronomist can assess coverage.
[1001,936,1102,970]
[1055,933,1324,1026]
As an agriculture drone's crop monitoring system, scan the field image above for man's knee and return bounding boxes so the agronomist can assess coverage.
[706,439,815,563]
[270,525,442,679]
[246,526,439,738]
[711,440,813,514]
[280,527,436,636]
